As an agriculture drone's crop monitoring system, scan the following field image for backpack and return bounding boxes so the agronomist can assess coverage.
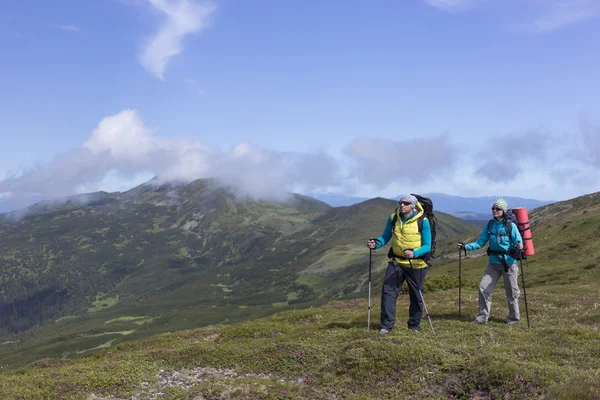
[486,209,522,266]
[391,194,437,260]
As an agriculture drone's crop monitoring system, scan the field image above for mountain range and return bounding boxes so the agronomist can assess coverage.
[0,178,480,367]
[308,192,554,215]
[2,190,554,218]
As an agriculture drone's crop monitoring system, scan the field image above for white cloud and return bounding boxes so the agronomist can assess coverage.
[344,134,459,189]
[577,118,600,167]
[473,129,555,183]
[0,110,343,209]
[423,0,485,13]
[56,24,81,32]
[140,0,216,80]
[423,0,600,32]
[530,0,600,33]
[466,121,600,198]
[2,110,600,212]
[84,109,159,161]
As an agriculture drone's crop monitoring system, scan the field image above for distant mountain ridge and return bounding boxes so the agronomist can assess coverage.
[422,193,555,215]
[0,189,557,216]
[309,192,555,215]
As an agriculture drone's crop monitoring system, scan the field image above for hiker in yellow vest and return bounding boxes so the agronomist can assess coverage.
[367,194,432,334]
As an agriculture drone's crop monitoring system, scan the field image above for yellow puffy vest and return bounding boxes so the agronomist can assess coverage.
[390,202,428,269]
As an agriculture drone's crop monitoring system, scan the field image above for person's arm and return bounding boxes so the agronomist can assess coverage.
[413,218,431,258]
[374,216,393,249]
[465,226,489,251]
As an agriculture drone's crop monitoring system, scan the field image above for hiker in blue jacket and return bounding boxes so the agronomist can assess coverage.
[458,198,523,325]
[367,194,432,334]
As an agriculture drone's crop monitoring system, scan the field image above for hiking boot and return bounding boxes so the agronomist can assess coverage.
[409,327,420,333]
[379,328,390,335]
[506,319,519,325]
[473,318,488,325]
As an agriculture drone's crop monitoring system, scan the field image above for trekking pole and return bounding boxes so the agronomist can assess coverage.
[518,245,530,328]
[407,256,435,336]
[368,246,373,331]
[458,244,466,320]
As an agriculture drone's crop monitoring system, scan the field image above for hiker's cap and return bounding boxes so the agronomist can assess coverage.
[400,194,418,209]
[492,198,508,212]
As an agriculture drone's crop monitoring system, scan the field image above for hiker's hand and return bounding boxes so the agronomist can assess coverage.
[367,239,376,249]
[516,241,523,250]
[403,250,414,259]
[457,243,464,250]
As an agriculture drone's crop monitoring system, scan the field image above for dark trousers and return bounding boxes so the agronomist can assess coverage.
[380,262,427,331]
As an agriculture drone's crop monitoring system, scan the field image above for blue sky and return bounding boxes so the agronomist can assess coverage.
[1,0,600,211]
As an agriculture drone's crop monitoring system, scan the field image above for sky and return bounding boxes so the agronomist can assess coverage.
[1,0,600,212]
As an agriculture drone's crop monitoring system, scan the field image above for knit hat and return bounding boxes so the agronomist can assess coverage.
[492,198,508,212]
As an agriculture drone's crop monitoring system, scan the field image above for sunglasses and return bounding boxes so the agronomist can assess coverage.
[491,207,503,211]
[400,201,412,206]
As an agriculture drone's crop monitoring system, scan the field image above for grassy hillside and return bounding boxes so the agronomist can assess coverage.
[429,191,600,291]
[1,192,599,398]
[0,181,479,368]
[0,292,598,399]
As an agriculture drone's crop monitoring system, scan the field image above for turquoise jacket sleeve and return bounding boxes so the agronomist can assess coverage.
[465,225,490,251]
[374,216,393,249]
[413,218,431,258]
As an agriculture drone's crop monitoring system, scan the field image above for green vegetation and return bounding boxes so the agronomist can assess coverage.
[0,180,478,368]
[0,289,598,399]
[2,182,599,398]
[88,295,120,313]
[104,316,154,325]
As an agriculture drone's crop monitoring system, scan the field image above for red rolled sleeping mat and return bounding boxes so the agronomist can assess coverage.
[513,207,535,256]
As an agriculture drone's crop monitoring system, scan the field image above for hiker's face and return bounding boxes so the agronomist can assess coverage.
[491,207,504,217]
[400,201,413,212]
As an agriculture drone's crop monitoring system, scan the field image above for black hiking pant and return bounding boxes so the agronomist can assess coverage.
[380,262,427,331]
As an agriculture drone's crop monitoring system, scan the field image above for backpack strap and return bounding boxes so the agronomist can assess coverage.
[505,216,513,237]
[417,214,424,233]
[391,208,399,231]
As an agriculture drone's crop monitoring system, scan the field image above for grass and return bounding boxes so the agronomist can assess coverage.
[298,245,366,275]
[1,286,599,399]
[55,316,79,323]
[88,295,120,313]
[104,316,152,325]
[2,187,600,398]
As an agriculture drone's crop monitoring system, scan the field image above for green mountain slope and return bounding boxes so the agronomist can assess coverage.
[0,181,478,367]
[0,293,598,399]
[1,192,599,399]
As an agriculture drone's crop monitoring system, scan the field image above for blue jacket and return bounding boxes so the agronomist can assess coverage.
[373,212,432,258]
[465,218,523,265]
